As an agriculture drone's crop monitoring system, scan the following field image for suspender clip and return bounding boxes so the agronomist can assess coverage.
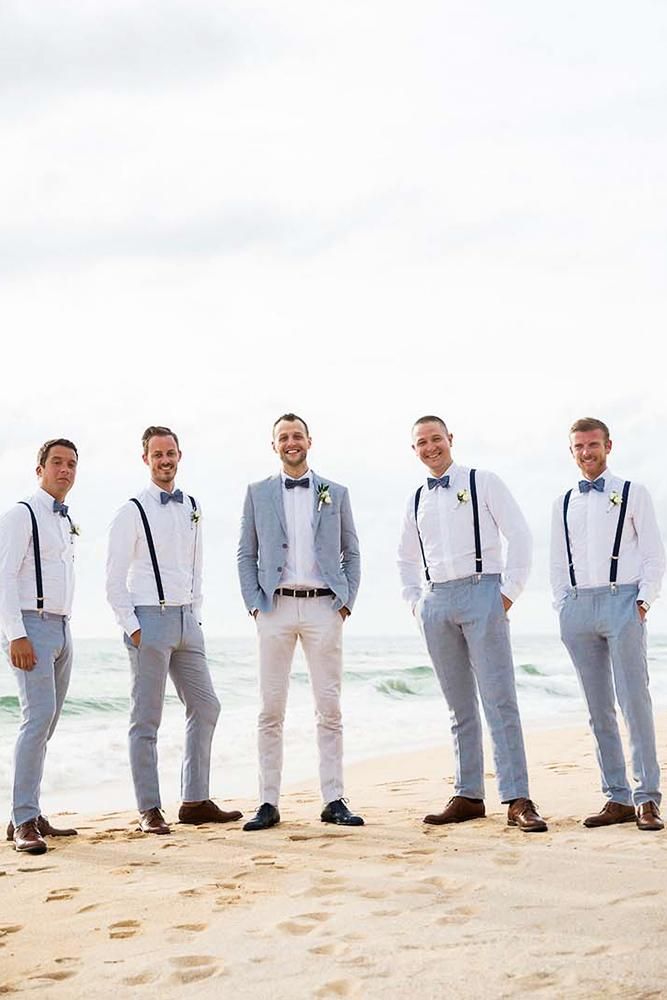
[160,600,165,614]
[610,583,618,595]
[473,573,482,584]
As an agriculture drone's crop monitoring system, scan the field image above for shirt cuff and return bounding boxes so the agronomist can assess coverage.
[637,586,658,607]
[6,620,28,642]
[122,614,141,638]
[500,579,523,604]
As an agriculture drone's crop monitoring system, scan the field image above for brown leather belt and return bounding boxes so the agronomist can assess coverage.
[275,587,334,598]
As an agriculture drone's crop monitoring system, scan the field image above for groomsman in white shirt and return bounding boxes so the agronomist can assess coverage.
[551,417,665,831]
[0,439,80,854]
[106,426,242,834]
[398,415,547,832]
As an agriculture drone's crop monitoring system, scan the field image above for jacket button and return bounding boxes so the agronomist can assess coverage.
[282,543,288,549]
[277,566,282,572]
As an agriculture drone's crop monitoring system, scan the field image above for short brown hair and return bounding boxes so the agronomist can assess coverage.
[37,438,78,467]
[272,413,309,437]
[142,425,180,454]
[569,417,610,442]
[412,415,449,434]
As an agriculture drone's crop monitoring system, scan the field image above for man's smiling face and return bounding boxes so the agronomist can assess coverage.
[272,418,311,475]
[412,421,454,478]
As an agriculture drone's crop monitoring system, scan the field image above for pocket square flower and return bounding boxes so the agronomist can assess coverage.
[317,484,332,511]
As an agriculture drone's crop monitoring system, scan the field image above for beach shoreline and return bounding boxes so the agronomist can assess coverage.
[2,716,667,998]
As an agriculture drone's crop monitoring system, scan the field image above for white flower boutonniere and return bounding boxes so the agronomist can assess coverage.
[317,484,332,512]
[456,489,470,506]
[607,491,622,513]
[191,510,201,525]
[70,523,80,536]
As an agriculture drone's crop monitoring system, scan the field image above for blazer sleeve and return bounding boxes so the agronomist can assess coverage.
[339,487,361,609]
[237,485,263,612]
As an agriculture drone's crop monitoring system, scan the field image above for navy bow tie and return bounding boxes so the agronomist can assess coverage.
[53,500,69,516]
[579,478,605,494]
[161,489,184,504]
[285,478,310,490]
[427,475,450,490]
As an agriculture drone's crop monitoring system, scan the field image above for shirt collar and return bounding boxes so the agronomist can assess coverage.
[424,461,458,485]
[574,468,613,492]
[35,487,61,511]
[147,481,179,502]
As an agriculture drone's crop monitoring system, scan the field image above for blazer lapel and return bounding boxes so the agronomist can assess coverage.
[269,474,288,536]
[311,471,324,535]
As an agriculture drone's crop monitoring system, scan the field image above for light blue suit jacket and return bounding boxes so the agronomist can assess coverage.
[237,472,361,613]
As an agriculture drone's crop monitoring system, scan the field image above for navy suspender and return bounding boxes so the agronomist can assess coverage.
[414,470,482,580]
[562,481,631,589]
[18,502,44,611]
[130,495,198,608]
[609,480,631,585]
[413,486,430,582]
[469,469,483,574]
[562,489,576,587]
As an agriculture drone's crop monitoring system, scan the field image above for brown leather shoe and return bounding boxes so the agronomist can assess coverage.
[178,800,243,825]
[138,808,171,835]
[507,798,548,833]
[6,814,77,841]
[636,801,664,832]
[14,818,48,855]
[423,796,485,825]
[583,801,636,828]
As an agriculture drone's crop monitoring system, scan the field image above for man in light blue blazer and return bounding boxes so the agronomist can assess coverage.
[238,413,363,830]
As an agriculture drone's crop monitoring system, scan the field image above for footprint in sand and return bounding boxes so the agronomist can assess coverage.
[77,903,100,914]
[278,912,331,936]
[173,923,207,933]
[17,865,53,874]
[371,909,400,917]
[315,979,361,998]
[309,942,344,957]
[0,925,23,939]
[123,971,159,987]
[494,851,520,867]
[169,955,221,984]
[435,905,476,926]
[29,970,78,983]
[109,920,141,939]
[45,887,80,902]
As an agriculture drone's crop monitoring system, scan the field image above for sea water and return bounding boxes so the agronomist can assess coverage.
[2,633,667,816]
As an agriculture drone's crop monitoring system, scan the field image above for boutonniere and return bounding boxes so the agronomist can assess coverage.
[607,491,622,512]
[70,523,80,536]
[456,489,470,506]
[317,484,332,512]
[191,510,201,525]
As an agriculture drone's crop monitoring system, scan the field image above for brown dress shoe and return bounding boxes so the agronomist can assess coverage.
[178,800,243,825]
[507,798,548,833]
[139,808,171,835]
[6,814,77,841]
[423,796,485,825]
[636,801,664,832]
[14,818,48,855]
[583,802,636,828]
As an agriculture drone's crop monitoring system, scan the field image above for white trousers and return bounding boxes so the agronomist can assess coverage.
[255,594,344,806]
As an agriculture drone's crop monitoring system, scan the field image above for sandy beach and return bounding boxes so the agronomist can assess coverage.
[2,718,667,1000]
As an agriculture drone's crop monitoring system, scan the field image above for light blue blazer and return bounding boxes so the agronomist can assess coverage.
[237,472,361,614]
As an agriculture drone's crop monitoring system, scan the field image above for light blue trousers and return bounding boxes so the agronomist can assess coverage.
[124,606,221,812]
[417,574,530,802]
[3,612,73,827]
[559,584,660,807]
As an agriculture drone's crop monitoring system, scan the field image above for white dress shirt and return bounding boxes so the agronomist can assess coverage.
[106,482,203,636]
[550,469,665,610]
[279,469,326,588]
[0,488,76,641]
[397,463,532,609]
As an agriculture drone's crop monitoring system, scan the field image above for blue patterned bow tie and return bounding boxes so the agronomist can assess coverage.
[285,478,310,490]
[427,475,450,490]
[161,489,184,504]
[579,478,605,494]
[53,500,69,516]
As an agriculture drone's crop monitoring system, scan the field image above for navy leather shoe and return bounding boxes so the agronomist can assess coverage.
[321,799,364,826]
[243,802,280,831]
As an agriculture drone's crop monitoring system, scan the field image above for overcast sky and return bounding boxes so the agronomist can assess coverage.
[2,1,667,636]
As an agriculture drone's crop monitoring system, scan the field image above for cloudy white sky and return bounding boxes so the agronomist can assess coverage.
[2,1,667,636]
